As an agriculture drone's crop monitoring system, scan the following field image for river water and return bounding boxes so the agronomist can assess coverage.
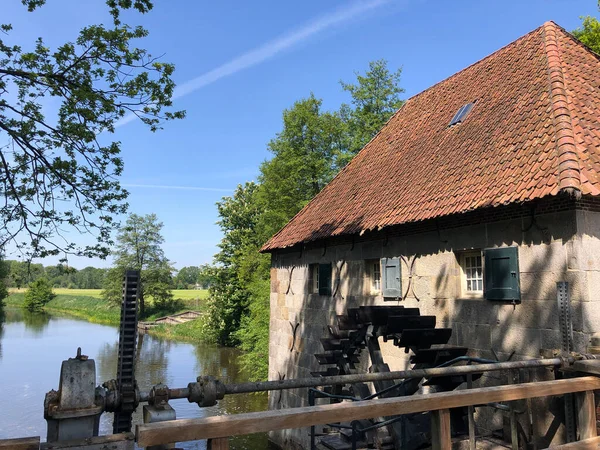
[0,308,269,449]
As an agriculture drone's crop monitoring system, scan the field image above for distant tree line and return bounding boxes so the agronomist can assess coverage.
[175,264,214,290]
[4,261,109,289]
[0,258,212,293]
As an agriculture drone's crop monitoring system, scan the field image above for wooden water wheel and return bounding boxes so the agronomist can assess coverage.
[312,305,476,450]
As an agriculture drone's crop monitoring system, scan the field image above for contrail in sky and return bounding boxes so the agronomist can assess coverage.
[116,0,392,127]
[122,183,233,192]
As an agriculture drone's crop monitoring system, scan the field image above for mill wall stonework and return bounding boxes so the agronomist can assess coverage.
[267,205,600,449]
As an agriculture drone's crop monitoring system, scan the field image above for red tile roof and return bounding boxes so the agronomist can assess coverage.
[262,22,600,252]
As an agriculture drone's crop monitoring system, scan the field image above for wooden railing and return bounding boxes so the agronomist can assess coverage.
[136,376,600,450]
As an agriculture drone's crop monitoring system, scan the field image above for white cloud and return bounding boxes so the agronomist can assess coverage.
[115,0,392,128]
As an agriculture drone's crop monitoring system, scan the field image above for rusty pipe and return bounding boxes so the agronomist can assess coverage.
[220,358,566,395]
[135,357,568,403]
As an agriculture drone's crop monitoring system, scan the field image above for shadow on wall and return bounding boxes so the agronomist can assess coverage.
[430,208,590,360]
[270,208,593,448]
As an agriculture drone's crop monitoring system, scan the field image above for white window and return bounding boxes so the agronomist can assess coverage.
[372,261,381,291]
[460,251,483,295]
[366,259,381,293]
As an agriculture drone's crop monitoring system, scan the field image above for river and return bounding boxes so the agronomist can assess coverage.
[0,308,269,449]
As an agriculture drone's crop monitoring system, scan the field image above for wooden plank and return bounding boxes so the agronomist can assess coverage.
[0,436,39,450]
[431,409,451,450]
[40,433,134,449]
[545,436,600,449]
[577,390,597,440]
[207,437,229,450]
[136,377,600,447]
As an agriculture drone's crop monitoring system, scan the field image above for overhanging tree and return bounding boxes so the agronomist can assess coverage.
[101,213,174,316]
[0,0,184,260]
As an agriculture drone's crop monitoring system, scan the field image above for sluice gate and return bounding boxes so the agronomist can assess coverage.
[2,273,600,450]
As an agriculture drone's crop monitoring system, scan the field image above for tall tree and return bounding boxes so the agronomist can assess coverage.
[1,1,184,260]
[339,59,404,162]
[102,213,174,316]
[204,182,263,345]
[207,60,404,377]
[258,94,347,239]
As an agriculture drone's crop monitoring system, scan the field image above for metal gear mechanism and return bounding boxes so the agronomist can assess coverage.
[112,270,140,433]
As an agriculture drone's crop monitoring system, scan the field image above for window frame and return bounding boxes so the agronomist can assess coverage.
[458,250,484,299]
[365,259,382,294]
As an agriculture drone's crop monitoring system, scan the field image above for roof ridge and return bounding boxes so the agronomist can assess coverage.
[542,21,581,194]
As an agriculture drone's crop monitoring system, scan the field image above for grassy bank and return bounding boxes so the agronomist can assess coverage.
[5,293,121,325]
[4,288,210,332]
[144,318,206,342]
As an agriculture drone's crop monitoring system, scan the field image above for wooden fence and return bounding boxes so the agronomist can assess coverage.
[136,376,600,450]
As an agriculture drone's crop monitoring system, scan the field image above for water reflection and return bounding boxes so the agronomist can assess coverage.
[0,309,268,449]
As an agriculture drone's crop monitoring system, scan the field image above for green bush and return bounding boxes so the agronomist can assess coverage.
[23,278,55,312]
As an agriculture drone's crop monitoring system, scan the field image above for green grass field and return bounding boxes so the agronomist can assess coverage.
[5,288,210,322]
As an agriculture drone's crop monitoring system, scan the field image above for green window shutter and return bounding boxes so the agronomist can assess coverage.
[484,247,520,302]
[318,263,332,296]
[381,257,402,298]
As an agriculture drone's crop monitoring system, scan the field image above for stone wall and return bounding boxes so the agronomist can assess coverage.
[268,205,599,449]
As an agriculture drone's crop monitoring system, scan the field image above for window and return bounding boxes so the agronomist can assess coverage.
[457,247,521,302]
[308,263,332,295]
[318,263,332,296]
[484,247,520,302]
[458,251,484,297]
[366,259,381,293]
[372,261,381,291]
[308,264,319,293]
[449,102,474,126]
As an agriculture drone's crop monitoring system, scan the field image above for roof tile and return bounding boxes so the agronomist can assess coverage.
[262,22,600,252]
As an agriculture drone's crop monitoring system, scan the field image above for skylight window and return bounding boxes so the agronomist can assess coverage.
[449,102,474,127]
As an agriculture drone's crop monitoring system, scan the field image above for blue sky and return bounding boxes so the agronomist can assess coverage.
[5,0,597,269]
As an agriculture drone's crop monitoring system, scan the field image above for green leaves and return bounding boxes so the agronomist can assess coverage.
[0,1,184,259]
[23,277,55,311]
[574,15,600,54]
[101,213,174,318]
[340,59,404,159]
[205,60,404,370]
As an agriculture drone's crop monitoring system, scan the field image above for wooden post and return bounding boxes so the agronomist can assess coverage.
[207,437,229,450]
[509,369,519,450]
[431,409,451,450]
[576,390,597,441]
[467,373,476,450]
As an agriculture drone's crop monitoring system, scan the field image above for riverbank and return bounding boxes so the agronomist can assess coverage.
[4,292,210,343]
[5,293,121,325]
